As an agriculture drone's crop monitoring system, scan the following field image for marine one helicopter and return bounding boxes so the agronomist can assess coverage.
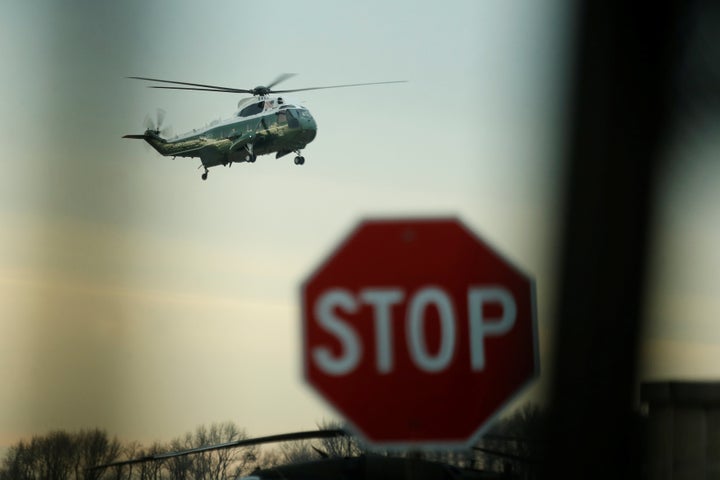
[124,74,405,180]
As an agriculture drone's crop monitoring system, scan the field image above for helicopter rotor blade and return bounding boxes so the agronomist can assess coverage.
[143,108,166,130]
[143,113,154,131]
[128,76,407,97]
[128,76,252,94]
[90,429,347,471]
[156,108,166,129]
[272,80,407,94]
[265,73,297,90]
[147,86,253,93]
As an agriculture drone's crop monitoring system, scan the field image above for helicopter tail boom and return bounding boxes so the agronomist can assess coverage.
[123,132,172,157]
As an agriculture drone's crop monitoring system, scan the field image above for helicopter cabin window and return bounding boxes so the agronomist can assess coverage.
[238,101,264,117]
[277,111,287,124]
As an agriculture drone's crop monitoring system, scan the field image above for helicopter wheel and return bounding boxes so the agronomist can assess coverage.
[294,156,305,165]
[201,172,208,181]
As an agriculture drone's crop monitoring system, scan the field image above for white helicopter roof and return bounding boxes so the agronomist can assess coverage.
[234,96,305,117]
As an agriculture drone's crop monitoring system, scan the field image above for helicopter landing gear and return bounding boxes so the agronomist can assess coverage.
[244,144,256,163]
[201,166,209,181]
[293,149,306,165]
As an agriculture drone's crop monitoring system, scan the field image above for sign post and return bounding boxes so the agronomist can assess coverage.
[301,218,538,449]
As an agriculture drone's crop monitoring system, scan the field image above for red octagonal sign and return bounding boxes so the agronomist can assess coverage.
[301,218,538,449]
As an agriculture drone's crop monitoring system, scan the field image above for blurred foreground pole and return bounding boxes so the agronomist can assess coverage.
[543,1,685,478]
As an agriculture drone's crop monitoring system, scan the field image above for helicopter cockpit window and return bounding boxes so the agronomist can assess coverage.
[285,109,300,128]
[238,101,264,117]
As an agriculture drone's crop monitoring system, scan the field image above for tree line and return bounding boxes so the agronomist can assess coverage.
[0,422,259,480]
[0,406,547,480]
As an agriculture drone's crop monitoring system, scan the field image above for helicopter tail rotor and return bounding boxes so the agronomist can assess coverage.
[123,108,171,151]
[142,108,172,138]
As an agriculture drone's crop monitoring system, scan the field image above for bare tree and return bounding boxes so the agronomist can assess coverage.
[135,442,166,480]
[314,419,363,458]
[253,447,283,470]
[164,432,193,480]
[113,441,143,480]
[1,440,34,480]
[37,431,77,480]
[0,423,260,480]
[2,431,78,480]
[74,429,122,480]
[0,430,120,480]
[474,403,547,478]
[203,421,256,479]
[163,421,257,480]
[277,439,318,465]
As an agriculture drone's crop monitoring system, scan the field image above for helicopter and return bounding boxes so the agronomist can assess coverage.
[123,74,406,180]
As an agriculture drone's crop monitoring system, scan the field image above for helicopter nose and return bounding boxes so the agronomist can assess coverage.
[300,114,317,142]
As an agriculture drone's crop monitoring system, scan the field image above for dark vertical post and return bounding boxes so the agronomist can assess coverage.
[542,1,685,478]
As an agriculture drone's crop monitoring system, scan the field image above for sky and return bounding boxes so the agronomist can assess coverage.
[1,0,719,460]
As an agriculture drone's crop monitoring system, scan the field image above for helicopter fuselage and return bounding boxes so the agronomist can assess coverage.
[125,96,317,179]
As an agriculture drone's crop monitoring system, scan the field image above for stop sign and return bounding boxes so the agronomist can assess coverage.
[301,218,538,448]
